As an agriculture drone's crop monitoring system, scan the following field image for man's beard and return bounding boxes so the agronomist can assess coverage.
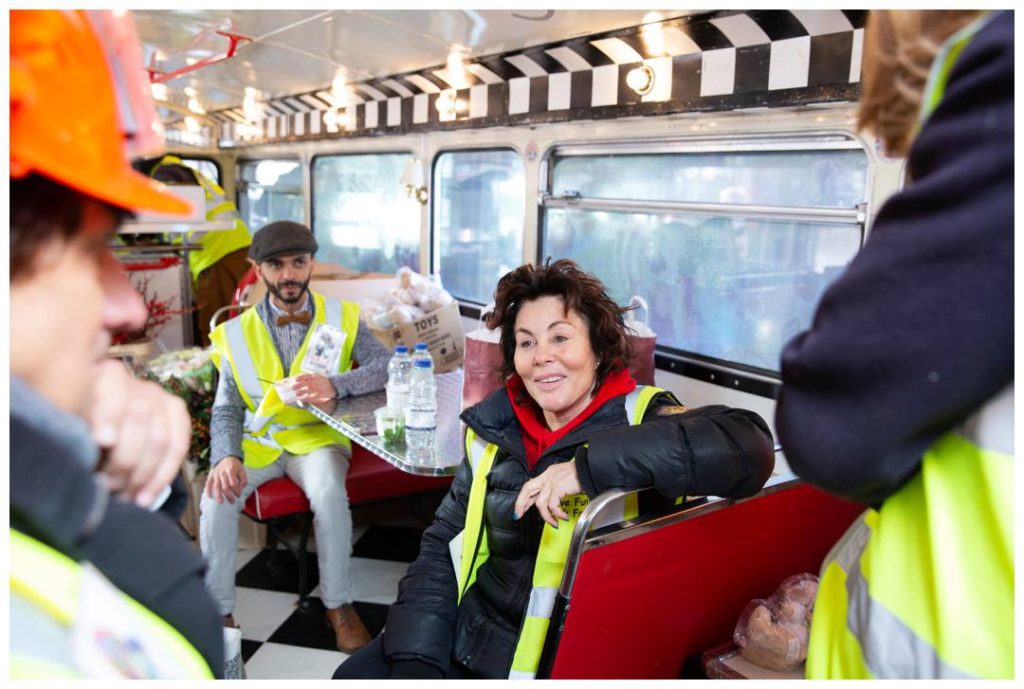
[266,277,311,305]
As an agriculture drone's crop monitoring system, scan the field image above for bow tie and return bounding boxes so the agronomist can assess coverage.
[276,311,311,327]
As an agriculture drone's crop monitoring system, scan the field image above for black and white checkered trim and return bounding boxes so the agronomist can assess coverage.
[178,10,866,147]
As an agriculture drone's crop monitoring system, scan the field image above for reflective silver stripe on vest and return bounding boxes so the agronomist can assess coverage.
[225,318,275,434]
[824,510,872,572]
[524,586,558,620]
[467,433,491,474]
[224,318,261,403]
[246,408,276,435]
[508,669,534,680]
[322,298,342,331]
[846,560,976,679]
[956,383,1013,457]
[623,388,642,424]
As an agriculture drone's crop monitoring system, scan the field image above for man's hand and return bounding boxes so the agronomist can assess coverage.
[293,373,337,413]
[514,460,583,528]
[205,456,248,505]
[89,359,191,508]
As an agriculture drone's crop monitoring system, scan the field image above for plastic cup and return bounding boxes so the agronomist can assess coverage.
[374,407,405,450]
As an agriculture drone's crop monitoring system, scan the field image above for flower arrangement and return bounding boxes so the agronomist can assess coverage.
[144,348,216,473]
[112,273,191,346]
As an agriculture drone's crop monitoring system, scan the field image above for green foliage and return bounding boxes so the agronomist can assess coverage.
[144,348,216,474]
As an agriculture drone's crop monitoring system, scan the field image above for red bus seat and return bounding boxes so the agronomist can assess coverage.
[538,479,864,678]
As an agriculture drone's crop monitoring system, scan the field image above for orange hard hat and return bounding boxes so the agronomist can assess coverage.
[10,10,190,215]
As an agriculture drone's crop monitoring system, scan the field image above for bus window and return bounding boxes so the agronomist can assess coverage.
[312,153,419,274]
[237,158,304,231]
[542,137,869,374]
[433,149,525,304]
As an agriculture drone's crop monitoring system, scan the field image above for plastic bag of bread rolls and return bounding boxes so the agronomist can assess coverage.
[732,573,819,672]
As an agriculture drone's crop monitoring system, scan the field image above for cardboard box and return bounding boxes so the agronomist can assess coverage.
[368,302,465,373]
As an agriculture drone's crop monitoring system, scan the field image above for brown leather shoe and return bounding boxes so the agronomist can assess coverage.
[325,604,372,654]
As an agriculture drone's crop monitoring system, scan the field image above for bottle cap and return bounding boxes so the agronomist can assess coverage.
[414,342,428,350]
[395,345,409,353]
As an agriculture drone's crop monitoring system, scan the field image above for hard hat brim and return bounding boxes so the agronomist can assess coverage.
[15,153,195,216]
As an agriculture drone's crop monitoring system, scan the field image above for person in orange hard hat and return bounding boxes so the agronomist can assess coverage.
[10,9,222,678]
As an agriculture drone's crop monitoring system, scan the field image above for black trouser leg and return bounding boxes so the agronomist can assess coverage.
[333,636,389,679]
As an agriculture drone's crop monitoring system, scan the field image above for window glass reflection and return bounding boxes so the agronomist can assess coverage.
[544,209,861,373]
[238,159,303,232]
[434,149,526,303]
[312,154,420,274]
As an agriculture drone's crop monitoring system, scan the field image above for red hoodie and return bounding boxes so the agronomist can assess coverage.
[506,367,637,470]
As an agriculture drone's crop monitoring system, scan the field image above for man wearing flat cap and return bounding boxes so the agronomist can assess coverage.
[202,220,389,653]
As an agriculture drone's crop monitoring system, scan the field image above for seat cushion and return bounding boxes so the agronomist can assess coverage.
[241,448,454,520]
[243,476,310,521]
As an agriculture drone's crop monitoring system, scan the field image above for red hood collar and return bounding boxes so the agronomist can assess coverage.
[506,366,637,469]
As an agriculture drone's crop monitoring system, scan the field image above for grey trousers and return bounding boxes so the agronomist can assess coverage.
[199,445,353,615]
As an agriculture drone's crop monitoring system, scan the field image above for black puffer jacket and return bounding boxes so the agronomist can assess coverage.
[383,386,774,678]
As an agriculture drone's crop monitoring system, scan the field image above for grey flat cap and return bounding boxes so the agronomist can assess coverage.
[249,220,319,263]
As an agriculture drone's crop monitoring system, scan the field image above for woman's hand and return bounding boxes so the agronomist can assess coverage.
[514,460,582,528]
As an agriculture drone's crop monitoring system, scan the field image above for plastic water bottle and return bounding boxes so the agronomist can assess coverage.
[386,345,412,413]
[405,358,437,457]
[412,342,434,375]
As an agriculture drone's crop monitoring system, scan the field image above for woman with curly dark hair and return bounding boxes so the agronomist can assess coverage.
[335,259,775,679]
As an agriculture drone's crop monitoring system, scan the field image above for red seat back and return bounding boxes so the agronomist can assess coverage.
[548,482,863,678]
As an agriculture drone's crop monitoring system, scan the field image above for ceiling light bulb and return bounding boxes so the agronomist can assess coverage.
[626,64,655,95]
[188,97,205,114]
[184,116,201,133]
[436,90,459,119]
[150,83,168,101]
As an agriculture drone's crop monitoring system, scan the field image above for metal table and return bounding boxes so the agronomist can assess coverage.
[304,390,459,477]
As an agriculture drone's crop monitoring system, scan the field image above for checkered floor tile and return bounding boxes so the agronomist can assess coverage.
[235,521,424,679]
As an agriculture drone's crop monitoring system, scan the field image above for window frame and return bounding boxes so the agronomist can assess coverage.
[537,131,874,393]
[430,145,527,306]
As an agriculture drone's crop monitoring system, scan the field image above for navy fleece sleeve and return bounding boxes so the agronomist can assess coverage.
[775,14,1013,506]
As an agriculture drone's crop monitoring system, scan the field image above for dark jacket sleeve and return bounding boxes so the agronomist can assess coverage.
[775,14,1014,506]
[575,392,775,500]
[381,455,472,675]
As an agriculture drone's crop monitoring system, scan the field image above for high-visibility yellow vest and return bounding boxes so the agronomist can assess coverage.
[9,529,213,679]
[209,292,360,468]
[148,155,252,283]
[807,384,1013,679]
[452,385,663,679]
[806,15,1013,680]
